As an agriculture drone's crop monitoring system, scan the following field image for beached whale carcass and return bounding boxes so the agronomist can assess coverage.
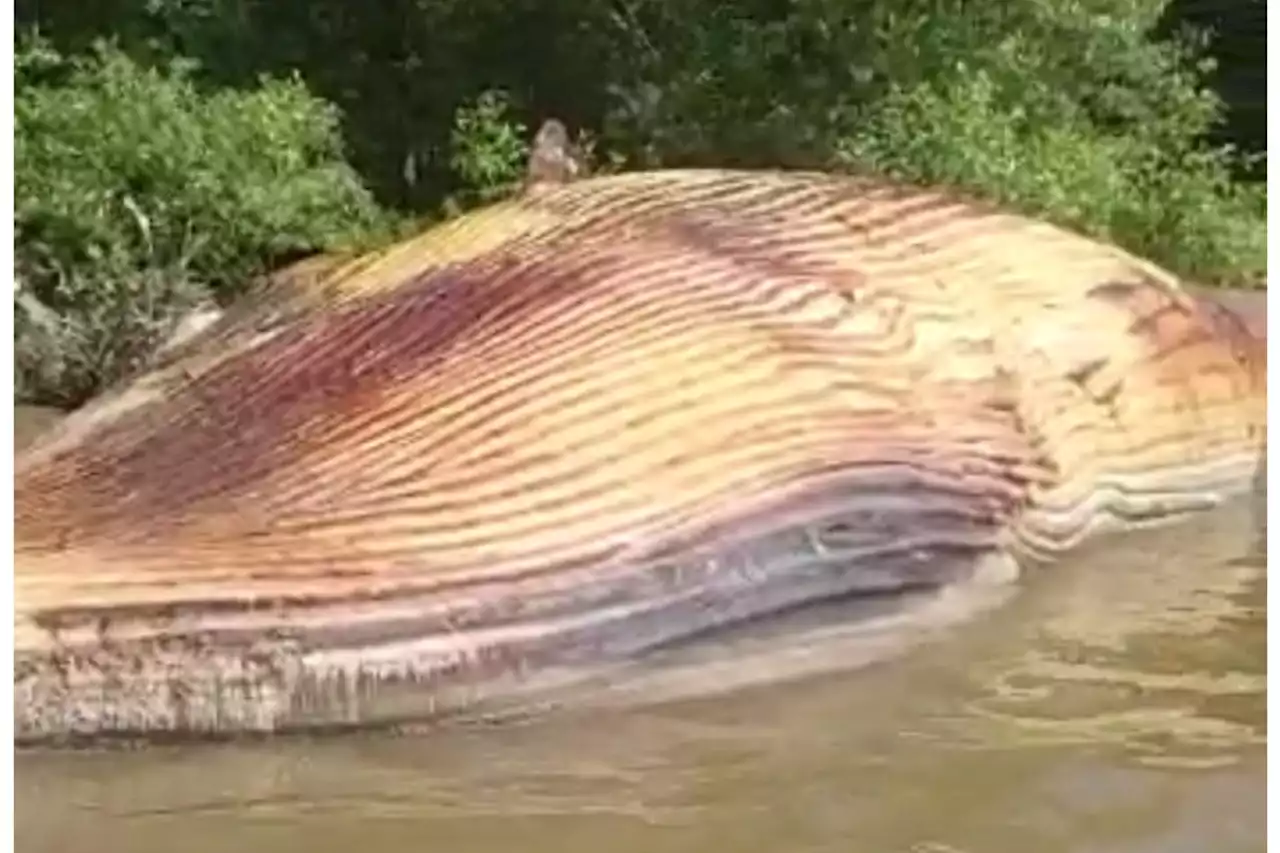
[14,167,1266,742]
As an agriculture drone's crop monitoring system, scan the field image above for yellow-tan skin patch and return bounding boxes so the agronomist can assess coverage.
[13,169,1266,743]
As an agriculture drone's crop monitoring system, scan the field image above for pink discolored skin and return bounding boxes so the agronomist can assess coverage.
[13,169,1266,743]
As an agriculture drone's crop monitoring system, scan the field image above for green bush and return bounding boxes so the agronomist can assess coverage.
[445,90,531,211]
[833,0,1266,287]
[599,0,1265,286]
[15,38,395,406]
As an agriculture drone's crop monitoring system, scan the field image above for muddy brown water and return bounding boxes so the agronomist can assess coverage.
[14,406,1266,853]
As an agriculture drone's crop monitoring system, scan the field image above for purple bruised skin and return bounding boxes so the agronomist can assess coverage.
[13,169,1266,742]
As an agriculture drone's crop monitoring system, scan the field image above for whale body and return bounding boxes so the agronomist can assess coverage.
[14,169,1266,742]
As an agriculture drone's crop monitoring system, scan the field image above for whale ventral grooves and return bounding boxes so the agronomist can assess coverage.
[13,167,1267,742]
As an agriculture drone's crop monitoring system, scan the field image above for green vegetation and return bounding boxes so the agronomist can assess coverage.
[14,0,1266,407]
[15,39,393,405]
